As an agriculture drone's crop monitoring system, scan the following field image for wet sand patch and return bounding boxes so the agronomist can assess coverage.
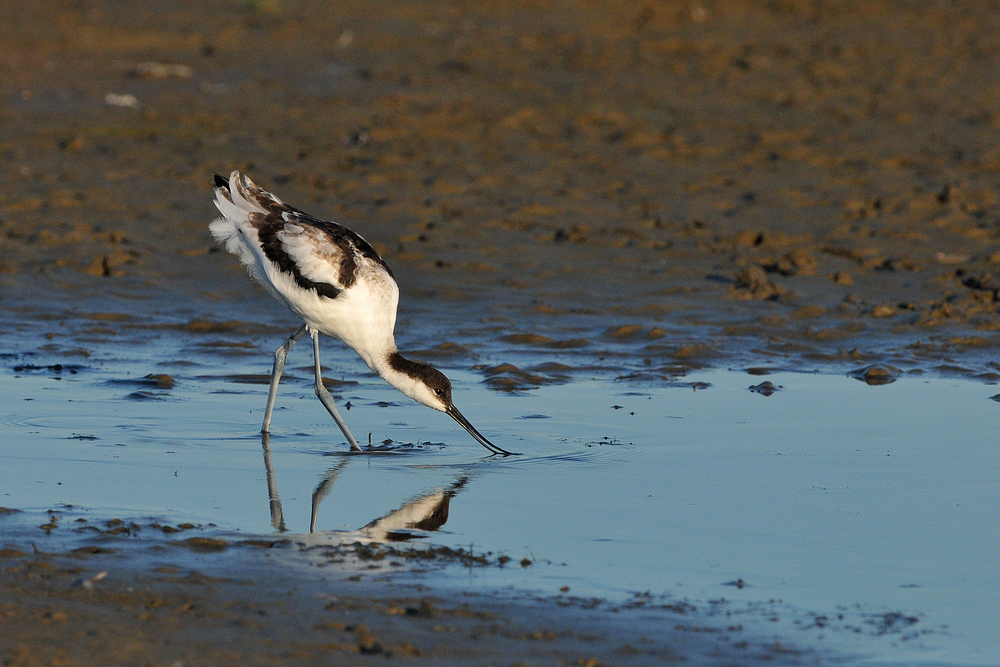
[0,508,892,666]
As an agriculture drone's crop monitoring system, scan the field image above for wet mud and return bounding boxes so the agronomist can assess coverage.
[3,0,1000,380]
[4,1,1000,664]
[0,507,832,667]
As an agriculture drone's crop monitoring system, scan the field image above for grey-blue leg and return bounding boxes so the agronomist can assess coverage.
[261,323,307,433]
[312,331,362,452]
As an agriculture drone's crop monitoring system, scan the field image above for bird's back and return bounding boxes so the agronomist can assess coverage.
[211,172,399,358]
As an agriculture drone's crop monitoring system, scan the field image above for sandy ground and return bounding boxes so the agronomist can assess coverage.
[0,510,812,667]
[3,0,1000,662]
[5,1,1000,378]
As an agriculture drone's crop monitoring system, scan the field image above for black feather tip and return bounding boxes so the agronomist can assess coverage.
[213,174,229,190]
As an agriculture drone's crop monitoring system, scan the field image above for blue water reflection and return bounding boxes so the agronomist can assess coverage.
[1,357,998,664]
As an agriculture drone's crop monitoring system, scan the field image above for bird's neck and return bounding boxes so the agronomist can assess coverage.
[361,342,397,376]
[348,329,395,372]
[371,351,433,408]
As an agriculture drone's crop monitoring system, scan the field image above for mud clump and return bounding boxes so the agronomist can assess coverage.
[849,365,902,386]
[732,266,786,301]
[0,547,28,558]
[180,537,229,552]
[477,363,566,392]
[761,250,817,277]
[748,381,781,396]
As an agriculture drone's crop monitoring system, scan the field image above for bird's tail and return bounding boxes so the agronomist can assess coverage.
[209,170,287,250]
[211,170,260,229]
[209,171,276,265]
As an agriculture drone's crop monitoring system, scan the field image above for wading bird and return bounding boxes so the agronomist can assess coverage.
[210,171,511,456]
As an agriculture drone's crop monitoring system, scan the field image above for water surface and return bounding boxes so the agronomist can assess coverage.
[2,336,998,665]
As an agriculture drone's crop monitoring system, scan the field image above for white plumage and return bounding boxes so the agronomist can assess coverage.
[210,171,511,456]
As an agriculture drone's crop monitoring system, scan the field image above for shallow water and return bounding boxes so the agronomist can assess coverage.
[2,328,999,665]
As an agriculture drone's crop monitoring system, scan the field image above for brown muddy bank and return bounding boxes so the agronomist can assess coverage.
[2,0,1000,380]
[0,508,815,667]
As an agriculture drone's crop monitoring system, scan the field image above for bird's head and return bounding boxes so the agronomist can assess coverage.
[385,353,454,411]
[386,353,512,455]
[406,362,454,413]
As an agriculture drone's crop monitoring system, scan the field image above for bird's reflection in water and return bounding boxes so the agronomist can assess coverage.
[261,433,286,531]
[347,476,467,542]
[261,433,469,540]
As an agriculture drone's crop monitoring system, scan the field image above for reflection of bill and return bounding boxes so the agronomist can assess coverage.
[308,456,350,534]
[261,433,468,540]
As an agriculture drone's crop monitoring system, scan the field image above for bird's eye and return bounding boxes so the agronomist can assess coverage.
[435,388,445,396]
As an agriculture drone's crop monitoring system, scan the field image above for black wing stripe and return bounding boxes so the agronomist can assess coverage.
[238,177,392,298]
[286,211,393,283]
[253,212,342,299]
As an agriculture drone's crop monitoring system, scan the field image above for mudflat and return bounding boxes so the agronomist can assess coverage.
[5,0,1000,375]
[1,521,726,667]
[3,1,1000,664]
